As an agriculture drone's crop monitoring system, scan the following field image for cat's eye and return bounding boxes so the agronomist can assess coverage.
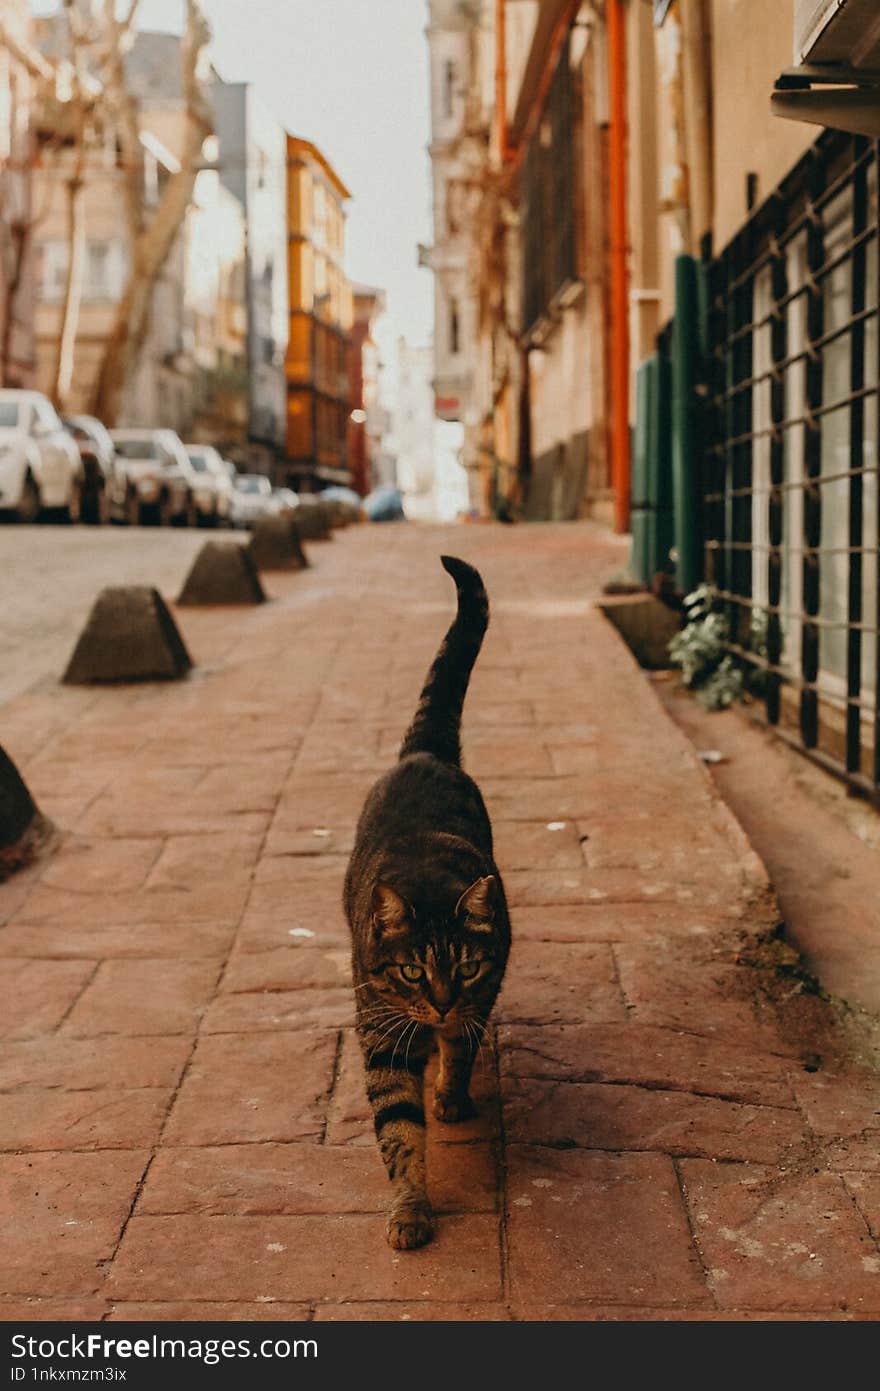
[458,960,482,980]
[399,963,424,982]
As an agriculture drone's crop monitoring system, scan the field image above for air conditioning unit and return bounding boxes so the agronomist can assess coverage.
[773,0,880,136]
[795,0,880,67]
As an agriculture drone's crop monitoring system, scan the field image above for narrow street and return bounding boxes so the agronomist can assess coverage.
[1,522,879,1320]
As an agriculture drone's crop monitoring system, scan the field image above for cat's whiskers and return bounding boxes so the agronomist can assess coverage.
[403,1018,420,1073]
[463,1015,494,1073]
[390,1013,417,1070]
[363,1008,408,1037]
[393,1017,418,1073]
[357,999,404,1020]
[365,1015,411,1064]
[472,1015,497,1055]
[358,1002,401,1020]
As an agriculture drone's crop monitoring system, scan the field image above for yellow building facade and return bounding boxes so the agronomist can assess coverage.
[285,135,353,485]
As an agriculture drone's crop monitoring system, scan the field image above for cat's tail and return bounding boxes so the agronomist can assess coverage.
[399,555,489,766]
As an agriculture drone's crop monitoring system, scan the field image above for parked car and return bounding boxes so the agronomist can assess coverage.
[364,483,406,522]
[271,486,300,513]
[184,444,235,527]
[229,472,275,529]
[0,389,81,522]
[109,429,198,526]
[320,484,365,524]
[62,414,119,525]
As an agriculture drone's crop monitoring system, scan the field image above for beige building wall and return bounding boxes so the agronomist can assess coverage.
[33,156,128,411]
[0,0,37,387]
[627,0,661,365]
[529,307,592,464]
[34,139,246,436]
[711,0,813,251]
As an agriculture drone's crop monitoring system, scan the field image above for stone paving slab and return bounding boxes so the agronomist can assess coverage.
[1,522,878,1320]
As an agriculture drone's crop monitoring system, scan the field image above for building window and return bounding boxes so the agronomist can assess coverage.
[443,59,457,119]
[85,242,112,300]
[39,239,126,303]
[449,298,460,356]
[40,241,69,302]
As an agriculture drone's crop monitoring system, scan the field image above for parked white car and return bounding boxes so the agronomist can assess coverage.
[62,414,121,525]
[271,487,300,513]
[109,429,198,526]
[184,444,235,526]
[229,472,275,529]
[0,389,82,522]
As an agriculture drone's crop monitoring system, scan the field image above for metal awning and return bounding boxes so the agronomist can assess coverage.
[773,0,880,136]
[772,64,880,137]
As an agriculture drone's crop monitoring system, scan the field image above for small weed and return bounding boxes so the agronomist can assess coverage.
[668,584,769,710]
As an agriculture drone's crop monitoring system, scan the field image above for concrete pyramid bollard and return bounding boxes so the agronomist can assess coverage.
[63,586,193,684]
[178,541,266,606]
[0,744,54,880]
[247,513,309,572]
[294,502,332,541]
[322,498,363,528]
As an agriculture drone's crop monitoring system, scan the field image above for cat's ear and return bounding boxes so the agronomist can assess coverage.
[455,875,496,930]
[371,883,410,936]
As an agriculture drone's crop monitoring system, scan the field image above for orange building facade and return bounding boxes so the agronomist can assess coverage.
[284,135,353,487]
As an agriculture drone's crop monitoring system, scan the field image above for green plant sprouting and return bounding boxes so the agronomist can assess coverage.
[668,584,770,711]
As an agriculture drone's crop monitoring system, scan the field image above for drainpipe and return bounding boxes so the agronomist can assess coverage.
[607,0,630,533]
[496,0,508,163]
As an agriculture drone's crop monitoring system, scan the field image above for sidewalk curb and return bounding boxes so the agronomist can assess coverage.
[595,609,777,932]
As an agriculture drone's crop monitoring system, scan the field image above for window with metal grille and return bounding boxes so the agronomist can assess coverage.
[520,34,578,337]
[703,129,879,798]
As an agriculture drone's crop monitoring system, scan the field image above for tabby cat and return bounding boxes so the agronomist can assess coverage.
[343,555,510,1249]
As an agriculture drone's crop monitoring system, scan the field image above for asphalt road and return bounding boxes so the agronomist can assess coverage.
[0,524,246,706]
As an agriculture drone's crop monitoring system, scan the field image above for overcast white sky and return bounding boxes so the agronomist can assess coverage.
[35,0,435,356]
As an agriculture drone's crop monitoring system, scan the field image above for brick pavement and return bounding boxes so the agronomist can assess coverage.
[1,522,879,1322]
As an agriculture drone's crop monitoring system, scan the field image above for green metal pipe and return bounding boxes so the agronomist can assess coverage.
[672,254,702,593]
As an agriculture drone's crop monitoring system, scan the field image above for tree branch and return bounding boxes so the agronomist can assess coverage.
[90,0,214,423]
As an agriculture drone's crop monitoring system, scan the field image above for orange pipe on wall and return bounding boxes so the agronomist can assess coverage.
[496,0,508,162]
[607,0,630,534]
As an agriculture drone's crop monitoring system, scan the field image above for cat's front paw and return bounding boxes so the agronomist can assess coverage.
[386,1198,434,1250]
[433,1091,477,1124]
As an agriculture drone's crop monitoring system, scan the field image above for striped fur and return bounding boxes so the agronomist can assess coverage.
[398,555,489,766]
[344,557,511,1250]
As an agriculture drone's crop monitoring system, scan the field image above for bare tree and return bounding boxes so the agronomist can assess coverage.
[49,0,105,408]
[90,0,212,424]
[1,0,212,419]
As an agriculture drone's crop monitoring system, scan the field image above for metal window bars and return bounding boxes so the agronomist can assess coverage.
[703,130,880,800]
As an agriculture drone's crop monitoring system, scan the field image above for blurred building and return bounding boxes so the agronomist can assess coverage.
[176,166,248,447]
[422,0,496,511]
[625,0,880,803]
[284,135,353,489]
[0,0,39,388]
[348,283,387,495]
[430,1,880,803]
[394,337,436,519]
[422,0,615,524]
[27,26,247,440]
[213,78,288,466]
